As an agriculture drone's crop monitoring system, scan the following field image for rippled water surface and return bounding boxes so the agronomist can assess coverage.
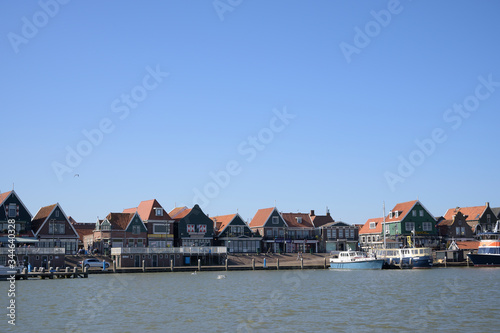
[2,268,500,332]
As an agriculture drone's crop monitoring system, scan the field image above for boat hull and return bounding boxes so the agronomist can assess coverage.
[467,254,500,267]
[330,259,384,270]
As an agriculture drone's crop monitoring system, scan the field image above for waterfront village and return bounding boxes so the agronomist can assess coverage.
[0,189,498,270]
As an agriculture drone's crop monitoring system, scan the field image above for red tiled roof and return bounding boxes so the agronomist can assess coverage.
[359,217,384,235]
[124,199,172,221]
[455,241,480,250]
[437,219,453,227]
[72,223,94,241]
[31,204,57,232]
[249,208,275,228]
[211,214,236,235]
[385,200,418,222]
[106,212,134,230]
[310,213,334,228]
[443,205,486,222]
[0,191,12,204]
[281,213,314,228]
[169,207,190,220]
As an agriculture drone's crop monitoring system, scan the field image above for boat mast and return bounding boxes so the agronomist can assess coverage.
[383,201,386,249]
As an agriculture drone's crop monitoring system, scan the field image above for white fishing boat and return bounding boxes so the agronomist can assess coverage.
[329,250,384,269]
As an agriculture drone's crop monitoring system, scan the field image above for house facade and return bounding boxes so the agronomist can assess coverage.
[212,213,261,253]
[318,221,358,252]
[281,212,318,253]
[443,202,498,234]
[124,199,175,248]
[383,200,439,248]
[31,203,79,255]
[0,190,34,240]
[170,205,214,247]
[436,211,474,246]
[93,212,147,255]
[249,207,289,253]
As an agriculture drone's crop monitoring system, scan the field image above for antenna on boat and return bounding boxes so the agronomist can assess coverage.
[383,201,386,250]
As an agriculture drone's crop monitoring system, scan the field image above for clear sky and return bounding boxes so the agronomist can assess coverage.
[1,0,500,224]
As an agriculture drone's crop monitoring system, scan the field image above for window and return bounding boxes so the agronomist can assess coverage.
[55,210,60,218]
[395,211,399,218]
[272,216,279,224]
[338,229,343,238]
[198,224,207,233]
[412,210,417,217]
[461,227,465,235]
[406,222,415,233]
[422,222,432,231]
[327,230,332,239]
[487,214,491,223]
[385,224,390,234]
[153,224,167,234]
[49,222,65,234]
[350,229,355,238]
[456,227,460,235]
[331,229,336,239]
[279,229,284,237]
[155,208,163,217]
[187,224,195,233]
[419,210,424,217]
[132,225,141,234]
[296,217,302,224]
[266,229,272,237]
[8,204,17,218]
[369,222,376,229]
[102,222,111,231]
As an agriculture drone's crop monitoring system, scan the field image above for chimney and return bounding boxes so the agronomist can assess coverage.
[486,202,490,207]
[310,210,315,216]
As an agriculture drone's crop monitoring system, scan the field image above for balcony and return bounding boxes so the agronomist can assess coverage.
[111,246,227,255]
[0,247,65,255]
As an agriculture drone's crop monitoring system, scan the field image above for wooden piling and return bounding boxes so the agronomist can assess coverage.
[324,257,327,269]
[198,259,201,272]
[142,260,146,272]
[225,259,228,271]
[252,258,255,270]
[277,258,280,270]
[300,258,304,269]
[170,259,174,272]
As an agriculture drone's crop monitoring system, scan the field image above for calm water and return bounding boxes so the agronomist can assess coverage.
[2,267,500,332]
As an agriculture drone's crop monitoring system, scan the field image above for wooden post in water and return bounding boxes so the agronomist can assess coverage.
[225,258,228,271]
[301,258,304,269]
[170,259,174,272]
[252,258,255,270]
[277,258,280,270]
[324,257,327,269]
[142,260,146,272]
[73,267,78,278]
[113,260,116,273]
[198,259,201,272]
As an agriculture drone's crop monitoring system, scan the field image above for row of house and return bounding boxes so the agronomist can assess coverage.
[359,200,500,260]
[2,190,499,268]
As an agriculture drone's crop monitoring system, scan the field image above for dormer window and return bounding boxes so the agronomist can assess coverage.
[369,222,376,229]
[155,208,163,217]
[389,212,393,218]
[8,204,17,218]
[296,217,302,224]
[395,211,399,218]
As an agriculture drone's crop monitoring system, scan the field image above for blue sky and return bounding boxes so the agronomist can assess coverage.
[1,0,499,224]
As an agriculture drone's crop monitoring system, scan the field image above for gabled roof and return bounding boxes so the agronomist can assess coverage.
[320,221,352,228]
[281,212,314,228]
[443,205,487,222]
[449,240,480,250]
[211,214,237,236]
[310,210,335,228]
[0,190,33,219]
[359,217,384,235]
[31,203,79,237]
[436,219,453,227]
[123,199,172,221]
[0,191,12,205]
[169,207,190,220]
[249,207,276,228]
[491,207,500,219]
[105,212,138,230]
[385,200,419,222]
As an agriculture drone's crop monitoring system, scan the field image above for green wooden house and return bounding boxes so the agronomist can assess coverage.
[212,213,261,253]
[384,200,438,248]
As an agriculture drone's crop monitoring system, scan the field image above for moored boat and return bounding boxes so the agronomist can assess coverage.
[467,231,500,267]
[330,250,384,269]
[375,247,433,269]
